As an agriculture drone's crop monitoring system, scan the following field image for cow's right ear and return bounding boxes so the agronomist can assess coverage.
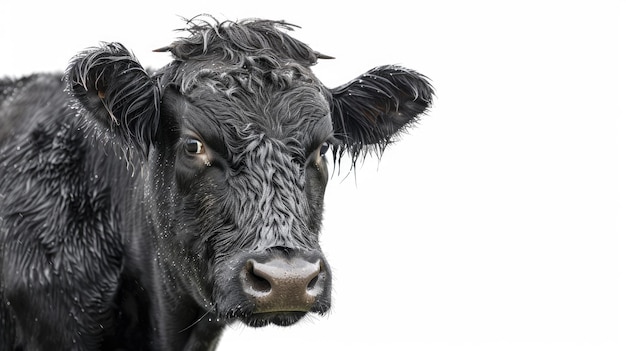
[66,42,160,155]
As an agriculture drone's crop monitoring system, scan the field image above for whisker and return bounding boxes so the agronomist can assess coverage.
[179,309,213,333]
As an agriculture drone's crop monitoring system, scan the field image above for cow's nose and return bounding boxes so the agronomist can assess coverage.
[240,256,326,313]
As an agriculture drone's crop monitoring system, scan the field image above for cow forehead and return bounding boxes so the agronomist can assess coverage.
[167,59,333,146]
[175,58,320,93]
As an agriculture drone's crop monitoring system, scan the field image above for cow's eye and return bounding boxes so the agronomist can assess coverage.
[319,141,330,157]
[185,138,204,154]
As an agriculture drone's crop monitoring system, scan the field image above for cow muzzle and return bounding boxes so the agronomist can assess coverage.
[238,248,330,322]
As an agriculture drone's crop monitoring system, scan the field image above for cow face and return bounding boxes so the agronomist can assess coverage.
[148,59,335,327]
[67,19,433,328]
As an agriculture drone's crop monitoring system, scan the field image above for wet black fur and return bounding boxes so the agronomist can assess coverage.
[0,17,433,350]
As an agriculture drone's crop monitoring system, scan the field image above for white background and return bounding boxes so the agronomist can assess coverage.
[1,1,623,350]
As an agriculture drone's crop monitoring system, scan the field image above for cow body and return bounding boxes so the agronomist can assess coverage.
[0,18,433,350]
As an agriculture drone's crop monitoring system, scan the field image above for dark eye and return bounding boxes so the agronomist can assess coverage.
[185,138,204,154]
[319,141,330,157]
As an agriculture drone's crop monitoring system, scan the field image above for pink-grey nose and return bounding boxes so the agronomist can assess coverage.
[240,256,327,313]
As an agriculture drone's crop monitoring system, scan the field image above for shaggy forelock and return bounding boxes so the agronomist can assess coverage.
[155,16,323,66]
[154,16,328,93]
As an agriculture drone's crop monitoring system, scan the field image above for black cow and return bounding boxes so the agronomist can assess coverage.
[0,17,433,350]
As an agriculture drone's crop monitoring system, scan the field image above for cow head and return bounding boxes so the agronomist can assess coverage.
[67,18,433,328]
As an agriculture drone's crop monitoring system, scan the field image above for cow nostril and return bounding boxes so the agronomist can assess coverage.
[243,260,271,296]
[306,275,319,291]
[306,261,325,294]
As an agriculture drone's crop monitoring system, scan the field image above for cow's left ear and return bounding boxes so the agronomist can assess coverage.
[66,42,160,155]
[329,65,434,162]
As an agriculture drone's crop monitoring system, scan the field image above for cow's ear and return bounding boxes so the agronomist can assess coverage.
[66,42,160,155]
[329,65,434,164]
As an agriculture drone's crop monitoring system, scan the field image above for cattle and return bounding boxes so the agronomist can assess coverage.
[0,17,433,350]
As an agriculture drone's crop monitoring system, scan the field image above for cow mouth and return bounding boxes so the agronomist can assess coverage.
[240,311,308,327]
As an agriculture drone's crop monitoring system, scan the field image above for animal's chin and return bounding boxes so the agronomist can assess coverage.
[240,311,308,327]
